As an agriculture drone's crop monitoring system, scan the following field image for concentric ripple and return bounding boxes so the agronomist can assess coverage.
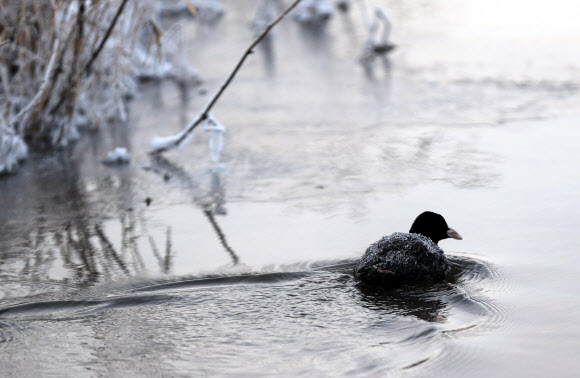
[0,254,509,376]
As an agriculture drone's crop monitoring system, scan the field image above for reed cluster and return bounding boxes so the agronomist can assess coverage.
[0,0,197,173]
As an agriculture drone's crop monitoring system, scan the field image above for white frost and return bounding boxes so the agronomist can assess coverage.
[293,0,333,24]
[251,0,279,35]
[150,134,180,150]
[204,114,225,163]
[157,0,225,24]
[0,133,28,174]
[1,1,206,174]
[150,131,193,151]
[102,147,131,165]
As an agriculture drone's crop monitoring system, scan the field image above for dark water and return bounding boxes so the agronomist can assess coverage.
[2,0,580,376]
[0,257,503,376]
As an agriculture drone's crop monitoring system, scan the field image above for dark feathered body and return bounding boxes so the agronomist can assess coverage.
[354,232,451,286]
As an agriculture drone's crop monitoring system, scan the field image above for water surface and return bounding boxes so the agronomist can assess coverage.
[1,0,580,376]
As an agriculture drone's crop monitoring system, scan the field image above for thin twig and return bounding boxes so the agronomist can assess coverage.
[49,0,129,116]
[54,0,85,145]
[150,0,303,154]
[84,0,129,74]
[9,37,61,128]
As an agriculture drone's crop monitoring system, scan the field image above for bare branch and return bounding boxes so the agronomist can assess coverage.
[48,0,129,118]
[150,0,303,154]
[9,37,62,128]
[84,0,129,74]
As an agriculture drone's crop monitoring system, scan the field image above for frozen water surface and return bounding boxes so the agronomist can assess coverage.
[1,0,580,376]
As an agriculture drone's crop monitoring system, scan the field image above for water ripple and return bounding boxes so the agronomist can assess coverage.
[133,271,314,293]
[0,255,509,376]
[0,294,176,320]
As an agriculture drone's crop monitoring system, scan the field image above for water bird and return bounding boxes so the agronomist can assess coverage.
[354,211,462,286]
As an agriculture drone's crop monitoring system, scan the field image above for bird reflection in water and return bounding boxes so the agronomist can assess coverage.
[357,282,450,323]
[355,256,494,323]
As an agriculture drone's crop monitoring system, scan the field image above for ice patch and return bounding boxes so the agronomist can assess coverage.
[293,0,333,24]
[157,0,225,24]
[0,133,28,174]
[251,0,278,35]
[204,114,225,163]
[102,147,131,165]
[361,6,395,61]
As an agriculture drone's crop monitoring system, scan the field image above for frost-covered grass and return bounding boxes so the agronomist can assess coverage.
[0,0,200,174]
[0,131,27,173]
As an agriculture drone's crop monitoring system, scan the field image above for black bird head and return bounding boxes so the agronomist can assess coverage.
[409,211,462,244]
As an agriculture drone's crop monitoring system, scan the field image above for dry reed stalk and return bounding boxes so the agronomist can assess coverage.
[0,0,197,173]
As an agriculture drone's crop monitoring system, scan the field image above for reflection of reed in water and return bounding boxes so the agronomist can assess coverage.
[251,0,283,75]
[357,283,449,323]
[1,118,236,297]
[203,209,239,265]
[0,110,178,295]
[148,227,173,274]
[94,223,130,276]
[149,154,239,265]
[2,209,175,293]
[51,215,174,284]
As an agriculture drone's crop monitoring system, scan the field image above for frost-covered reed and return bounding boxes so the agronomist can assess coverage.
[0,0,199,174]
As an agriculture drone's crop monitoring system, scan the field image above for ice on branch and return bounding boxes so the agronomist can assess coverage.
[150,131,193,152]
[204,114,226,164]
[364,7,395,56]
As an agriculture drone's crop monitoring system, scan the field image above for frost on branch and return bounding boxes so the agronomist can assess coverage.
[0,0,201,173]
[204,114,225,164]
[102,147,131,166]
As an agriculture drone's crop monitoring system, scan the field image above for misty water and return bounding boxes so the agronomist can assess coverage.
[2,1,580,376]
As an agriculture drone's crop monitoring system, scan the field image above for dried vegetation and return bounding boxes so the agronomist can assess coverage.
[0,0,199,173]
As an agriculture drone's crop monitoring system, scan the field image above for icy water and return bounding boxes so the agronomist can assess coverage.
[2,0,580,376]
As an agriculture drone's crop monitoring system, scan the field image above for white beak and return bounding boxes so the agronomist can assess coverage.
[447,228,462,240]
